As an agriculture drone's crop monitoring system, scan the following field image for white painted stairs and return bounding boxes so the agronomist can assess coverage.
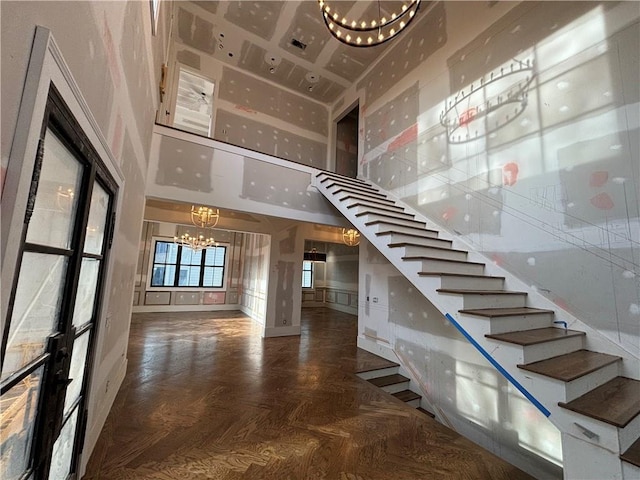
[313,170,640,480]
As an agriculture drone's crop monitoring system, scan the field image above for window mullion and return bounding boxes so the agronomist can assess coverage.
[174,246,182,287]
[199,249,206,287]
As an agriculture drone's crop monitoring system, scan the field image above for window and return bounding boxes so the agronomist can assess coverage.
[302,260,313,288]
[173,68,215,137]
[151,240,226,288]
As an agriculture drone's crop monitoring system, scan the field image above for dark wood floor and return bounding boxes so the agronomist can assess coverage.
[83,308,532,479]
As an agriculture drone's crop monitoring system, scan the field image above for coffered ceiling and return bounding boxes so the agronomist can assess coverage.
[173,1,419,105]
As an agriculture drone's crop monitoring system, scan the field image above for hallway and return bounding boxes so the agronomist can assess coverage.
[83,308,532,479]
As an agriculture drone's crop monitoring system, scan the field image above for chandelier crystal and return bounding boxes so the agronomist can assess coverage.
[342,228,361,246]
[319,0,421,48]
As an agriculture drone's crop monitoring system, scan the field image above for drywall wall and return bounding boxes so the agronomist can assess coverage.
[358,238,563,479]
[344,1,640,355]
[166,1,331,168]
[148,125,346,227]
[240,232,270,327]
[0,0,167,475]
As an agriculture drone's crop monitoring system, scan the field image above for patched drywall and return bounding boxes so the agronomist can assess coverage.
[347,1,640,354]
[219,67,328,135]
[214,110,327,167]
[224,1,283,41]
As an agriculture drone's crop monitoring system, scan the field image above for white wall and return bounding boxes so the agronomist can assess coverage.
[337,1,639,355]
[0,0,168,475]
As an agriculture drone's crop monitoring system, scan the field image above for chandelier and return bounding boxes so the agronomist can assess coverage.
[174,205,220,251]
[319,0,421,48]
[342,228,361,246]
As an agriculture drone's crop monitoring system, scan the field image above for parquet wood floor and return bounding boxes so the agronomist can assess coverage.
[83,308,532,479]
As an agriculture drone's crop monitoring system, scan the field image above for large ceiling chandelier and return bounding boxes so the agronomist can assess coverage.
[174,205,220,251]
[319,0,421,47]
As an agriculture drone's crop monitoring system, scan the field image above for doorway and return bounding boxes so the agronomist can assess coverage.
[1,87,117,480]
[335,104,359,178]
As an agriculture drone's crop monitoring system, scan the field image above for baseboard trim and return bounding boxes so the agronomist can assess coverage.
[357,335,397,363]
[79,357,127,476]
[132,304,240,313]
[264,325,301,337]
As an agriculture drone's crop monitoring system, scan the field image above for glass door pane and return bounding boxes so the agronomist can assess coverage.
[0,367,45,480]
[72,259,100,328]
[1,254,68,380]
[47,407,79,480]
[25,129,82,249]
[84,182,109,255]
[63,331,90,415]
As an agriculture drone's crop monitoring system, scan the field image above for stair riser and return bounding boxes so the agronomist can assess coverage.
[486,313,554,334]
[355,208,414,221]
[562,409,640,456]
[412,259,485,276]
[440,275,504,291]
[328,185,387,199]
[380,381,411,394]
[349,204,407,216]
[321,179,378,192]
[371,224,433,236]
[404,397,421,408]
[495,336,585,364]
[620,413,640,453]
[318,174,366,186]
[402,245,467,262]
[459,294,528,310]
[622,461,640,479]
[339,195,397,207]
[521,362,620,403]
[363,215,424,229]
[381,232,442,243]
[356,366,399,380]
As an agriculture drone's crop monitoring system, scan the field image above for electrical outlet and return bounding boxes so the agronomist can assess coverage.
[372,297,379,303]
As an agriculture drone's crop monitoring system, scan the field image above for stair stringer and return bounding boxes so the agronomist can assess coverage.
[312,171,640,479]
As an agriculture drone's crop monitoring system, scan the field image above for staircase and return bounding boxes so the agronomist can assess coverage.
[314,170,640,480]
[357,361,435,415]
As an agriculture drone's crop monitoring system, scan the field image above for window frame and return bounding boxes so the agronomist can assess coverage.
[302,260,314,289]
[147,238,228,291]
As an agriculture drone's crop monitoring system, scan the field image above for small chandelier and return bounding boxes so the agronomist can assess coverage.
[191,205,219,229]
[319,0,421,48]
[174,205,220,251]
[342,228,361,246]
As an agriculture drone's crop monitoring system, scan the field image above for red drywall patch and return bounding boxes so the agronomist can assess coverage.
[502,162,519,186]
[590,192,614,210]
[387,124,418,152]
[589,171,608,187]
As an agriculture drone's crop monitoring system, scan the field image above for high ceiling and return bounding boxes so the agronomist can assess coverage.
[173,1,419,105]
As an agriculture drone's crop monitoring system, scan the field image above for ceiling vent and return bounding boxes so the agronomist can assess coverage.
[291,38,307,50]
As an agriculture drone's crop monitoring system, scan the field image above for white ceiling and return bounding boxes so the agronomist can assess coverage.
[173,1,420,105]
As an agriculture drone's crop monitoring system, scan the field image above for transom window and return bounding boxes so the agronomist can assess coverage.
[151,240,226,288]
[302,260,313,288]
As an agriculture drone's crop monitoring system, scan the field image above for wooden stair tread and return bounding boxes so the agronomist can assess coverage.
[486,327,585,346]
[420,272,504,280]
[437,289,526,295]
[331,186,386,197]
[377,228,441,238]
[368,374,409,387]
[389,240,453,248]
[347,202,405,213]
[460,307,554,318]
[406,256,484,266]
[356,210,415,220]
[340,195,396,206]
[417,407,436,418]
[393,390,421,402]
[559,377,640,428]
[390,243,468,254]
[365,218,426,227]
[518,350,622,382]
[621,437,640,467]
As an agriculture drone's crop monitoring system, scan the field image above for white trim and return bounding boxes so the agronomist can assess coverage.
[264,325,301,338]
[79,357,127,477]
[132,303,240,313]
